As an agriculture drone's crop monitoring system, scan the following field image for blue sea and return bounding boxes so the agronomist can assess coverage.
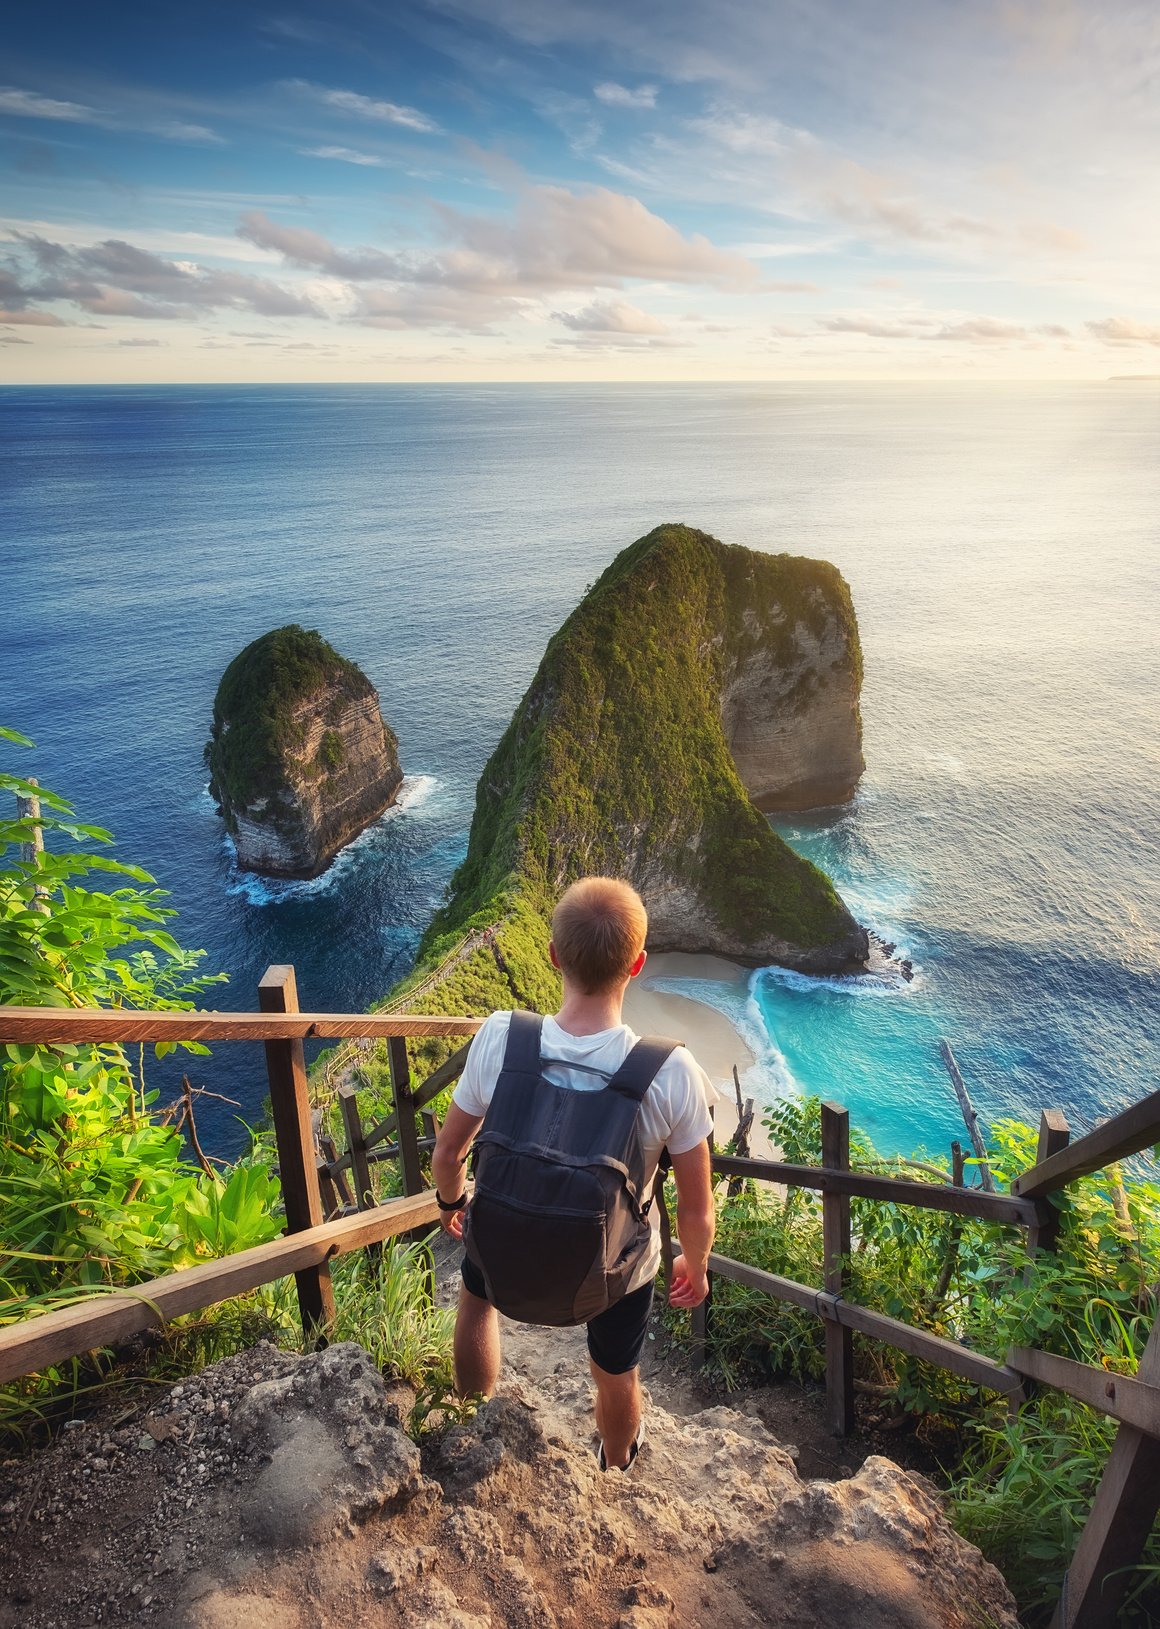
[2,383,1158,1159]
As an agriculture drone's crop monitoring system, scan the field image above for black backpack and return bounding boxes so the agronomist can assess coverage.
[462,1011,679,1326]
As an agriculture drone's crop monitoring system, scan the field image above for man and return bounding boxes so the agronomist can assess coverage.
[432,876,715,1471]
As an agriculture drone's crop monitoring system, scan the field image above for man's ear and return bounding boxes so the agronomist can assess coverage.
[548,940,561,971]
[628,948,647,979]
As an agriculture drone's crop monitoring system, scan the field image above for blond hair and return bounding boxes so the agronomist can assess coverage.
[550,877,648,995]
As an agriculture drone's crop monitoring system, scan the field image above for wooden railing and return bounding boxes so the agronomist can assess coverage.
[1,977,1158,1626]
[703,1097,1160,1629]
[0,964,479,1375]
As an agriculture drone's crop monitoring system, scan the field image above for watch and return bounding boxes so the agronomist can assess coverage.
[436,1191,467,1212]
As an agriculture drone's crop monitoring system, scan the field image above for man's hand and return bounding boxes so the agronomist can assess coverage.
[669,1140,714,1310]
[432,1103,483,1243]
[669,1252,709,1309]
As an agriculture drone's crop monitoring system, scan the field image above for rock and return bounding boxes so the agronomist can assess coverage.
[206,624,402,878]
[397,525,868,1028]
[0,1337,1019,1629]
[720,595,864,813]
[229,1343,426,1547]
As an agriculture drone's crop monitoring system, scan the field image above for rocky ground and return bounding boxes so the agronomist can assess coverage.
[0,1282,1020,1629]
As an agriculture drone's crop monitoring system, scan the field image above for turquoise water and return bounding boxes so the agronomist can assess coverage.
[1,383,1157,1156]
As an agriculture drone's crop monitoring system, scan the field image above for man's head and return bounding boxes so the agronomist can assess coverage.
[550,877,648,995]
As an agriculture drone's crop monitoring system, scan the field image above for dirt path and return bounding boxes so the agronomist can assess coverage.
[0,1255,1019,1629]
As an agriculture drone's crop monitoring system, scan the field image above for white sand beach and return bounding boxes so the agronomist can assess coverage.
[623,952,773,1158]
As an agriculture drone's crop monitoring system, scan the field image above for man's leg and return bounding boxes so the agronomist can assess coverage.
[590,1358,641,1468]
[454,1280,501,1398]
[587,1281,653,1467]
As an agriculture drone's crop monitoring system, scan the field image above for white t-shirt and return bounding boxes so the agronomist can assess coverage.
[452,1010,714,1293]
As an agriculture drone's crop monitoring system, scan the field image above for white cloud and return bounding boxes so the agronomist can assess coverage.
[0,87,94,123]
[438,183,757,291]
[238,213,405,281]
[0,85,224,143]
[929,317,1032,342]
[283,80,439,134]
[3,231,324,321]
[690,108,795,156]
[552,299,669,334]
[1087,316,1160,346]
[300,146,389,167]
[594,81,658,109]
[0,306,66,326]
[1,220,281,264]
[236,184,756,332]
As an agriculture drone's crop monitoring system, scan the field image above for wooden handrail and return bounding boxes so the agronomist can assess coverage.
[0,1190,439,1385]
[708,1253,1026,1398]
[1012,1088,1160,1198]
[1009,1346,1160,1441]
[0,1008,483,1044]
[711,1153,1038,1227]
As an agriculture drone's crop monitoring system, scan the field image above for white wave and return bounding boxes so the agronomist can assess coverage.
[753,959,918,999]
[223,773,441,904]
[644,974,800,1113]
[394,772,438,812]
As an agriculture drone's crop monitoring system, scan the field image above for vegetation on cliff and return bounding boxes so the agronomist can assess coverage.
[389,524,864,1033]
[206,624,395,831]
[683,1093,1160,1624]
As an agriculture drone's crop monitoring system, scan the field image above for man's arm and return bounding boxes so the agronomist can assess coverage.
[431,1102,484,1239]
[669,1139,715,1308]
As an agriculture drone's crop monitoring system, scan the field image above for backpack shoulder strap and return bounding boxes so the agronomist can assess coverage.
[606,1035,681,1104]
[501,1009,543,1075]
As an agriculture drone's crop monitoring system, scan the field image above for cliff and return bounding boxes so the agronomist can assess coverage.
[392,524,867,1025]
[206,626,402,879]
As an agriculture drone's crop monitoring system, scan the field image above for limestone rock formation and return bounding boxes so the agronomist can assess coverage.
[0,1339,1020,1629]
[720,610,864,811]
[206,625,402,878]
[394,525,867,1029]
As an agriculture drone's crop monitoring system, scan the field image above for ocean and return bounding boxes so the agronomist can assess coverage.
[2,383,1158,1158]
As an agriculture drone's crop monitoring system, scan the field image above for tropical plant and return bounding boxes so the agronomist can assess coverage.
[0,729,287,1433]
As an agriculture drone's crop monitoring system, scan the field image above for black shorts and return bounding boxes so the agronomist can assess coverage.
[461,1255,654,1376]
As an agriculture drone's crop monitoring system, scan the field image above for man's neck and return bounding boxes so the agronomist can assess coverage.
[553,979,627,1037]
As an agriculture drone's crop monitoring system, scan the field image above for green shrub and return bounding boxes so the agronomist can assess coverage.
[688,1092,1160,1624]
[0,729,286,1433]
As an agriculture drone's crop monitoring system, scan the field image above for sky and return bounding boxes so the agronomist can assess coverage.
[2,0,1159,382]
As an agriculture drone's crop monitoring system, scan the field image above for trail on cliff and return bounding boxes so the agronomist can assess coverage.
[0,1277,1019,1629]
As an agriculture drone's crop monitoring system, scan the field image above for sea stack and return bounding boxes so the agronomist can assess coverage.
[390,524,868,1029]
[206,625,402,879]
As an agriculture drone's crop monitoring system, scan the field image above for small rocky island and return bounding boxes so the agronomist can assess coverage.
[206,625,402,878]
[392,524,869,1023]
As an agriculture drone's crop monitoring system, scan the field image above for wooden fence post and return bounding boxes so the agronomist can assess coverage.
[16,779,49,913]
[339,1084,374,1210]
[690,1272,713,1370]
[822,1101,855,1436]
[1051,1317,1160,1629]
[259,965,335,1338]
[1025,1109,1070,1271]
[388,1035,423,1196]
